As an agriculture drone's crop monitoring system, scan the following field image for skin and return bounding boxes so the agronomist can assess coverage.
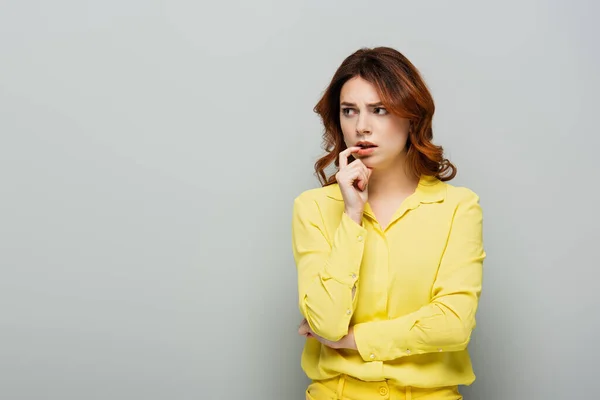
[339,76,419,230]
[297,76,420,350]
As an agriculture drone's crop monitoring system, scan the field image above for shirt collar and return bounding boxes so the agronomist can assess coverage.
[324,174,446,204]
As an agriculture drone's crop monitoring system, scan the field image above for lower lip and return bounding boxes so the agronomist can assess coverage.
[357,147,377,156]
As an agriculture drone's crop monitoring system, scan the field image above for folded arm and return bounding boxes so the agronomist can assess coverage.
[291,196,367,341]
[353,189,486,362]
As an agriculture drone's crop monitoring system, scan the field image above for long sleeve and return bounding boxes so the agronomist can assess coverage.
[353,189,485,362]
[291,194,367,341]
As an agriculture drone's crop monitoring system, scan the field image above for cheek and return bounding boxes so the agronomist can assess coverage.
[339,119,353,142]
[340,117,352,130]
[397,134,409,150]
[388,121,409,146]
[397,130,409,143]
[381,129,409,152]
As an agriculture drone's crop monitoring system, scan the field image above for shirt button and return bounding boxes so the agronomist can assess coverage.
[379,386,388,396]
[438,348,443,352]
[351,273,357,279]
[346,309,351,315]
[370,353,375,360]
[406,349,411,354]
[357,235,363,242]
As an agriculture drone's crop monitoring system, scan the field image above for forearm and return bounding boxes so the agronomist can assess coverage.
[301,274,359,341]
[353,292,480,361]
[296,211,366,341]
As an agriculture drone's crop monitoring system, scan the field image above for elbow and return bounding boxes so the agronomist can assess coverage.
[431,301,477,350]
[426,312,474,351]
[311,321,348,342]
[453,326,473,350]
[431,325,472,352]
[299,301,349,342]
[446,320,474,350]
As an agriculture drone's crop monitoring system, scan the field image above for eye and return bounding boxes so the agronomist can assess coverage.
[374,107,388,115]
[341,107,356,116]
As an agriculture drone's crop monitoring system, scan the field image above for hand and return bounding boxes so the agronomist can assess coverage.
[335,147,372,219]
[298,318,357,350]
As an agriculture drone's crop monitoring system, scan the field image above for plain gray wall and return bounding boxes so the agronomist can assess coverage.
[1,1,598,399]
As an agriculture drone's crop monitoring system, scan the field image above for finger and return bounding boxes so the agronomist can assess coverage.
[350,166,369,186]
[358,170,369,191]
[350,169,365,190]
[362,166,371,184]
[353,159,369,174]
[352,163,371,191]
[348,160,370,178]
[347,158,365,169]
[348,165,369,191]
[298,319,312,336]
[339,147,361,169]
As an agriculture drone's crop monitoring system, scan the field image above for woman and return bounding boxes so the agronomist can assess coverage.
[291,46,485,400]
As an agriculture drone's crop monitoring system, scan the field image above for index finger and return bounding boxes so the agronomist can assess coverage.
[339,146,360,168]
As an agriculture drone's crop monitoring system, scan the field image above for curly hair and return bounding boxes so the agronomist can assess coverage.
[313,46,456,186]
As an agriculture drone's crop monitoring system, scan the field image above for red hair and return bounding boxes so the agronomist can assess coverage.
[313,46,456,186]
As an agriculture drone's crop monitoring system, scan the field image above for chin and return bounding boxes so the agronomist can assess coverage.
[359,158,376,168]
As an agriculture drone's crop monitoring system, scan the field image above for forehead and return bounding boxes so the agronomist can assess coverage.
[340,76,381,103]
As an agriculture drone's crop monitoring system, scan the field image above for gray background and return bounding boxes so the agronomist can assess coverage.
[1,1,598,399]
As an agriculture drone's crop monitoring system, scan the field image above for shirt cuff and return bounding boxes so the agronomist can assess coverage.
[354,321,381,362]
[353,319,415,362]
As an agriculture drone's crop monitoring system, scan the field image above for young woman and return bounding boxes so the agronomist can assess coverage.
[291,47,485,400]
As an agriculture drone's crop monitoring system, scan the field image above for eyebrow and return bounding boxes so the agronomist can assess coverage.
[340,101,384,107]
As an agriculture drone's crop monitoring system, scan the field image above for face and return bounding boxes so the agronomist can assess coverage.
[339,76,410,169]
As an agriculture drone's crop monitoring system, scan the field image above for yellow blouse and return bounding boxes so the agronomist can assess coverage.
[291,175,485,388]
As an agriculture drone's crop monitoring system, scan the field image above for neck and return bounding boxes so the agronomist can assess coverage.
[367,159,420,201]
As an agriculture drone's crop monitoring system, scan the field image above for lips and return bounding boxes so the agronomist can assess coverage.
[356,141,377,149]
[356,146,376,156]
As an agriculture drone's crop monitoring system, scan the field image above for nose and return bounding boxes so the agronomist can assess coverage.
[355,113,371,135]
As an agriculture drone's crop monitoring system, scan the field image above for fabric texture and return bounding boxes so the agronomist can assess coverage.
[292,175,485,388]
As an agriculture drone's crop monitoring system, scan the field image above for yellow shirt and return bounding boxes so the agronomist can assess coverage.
[291,175,485,388]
